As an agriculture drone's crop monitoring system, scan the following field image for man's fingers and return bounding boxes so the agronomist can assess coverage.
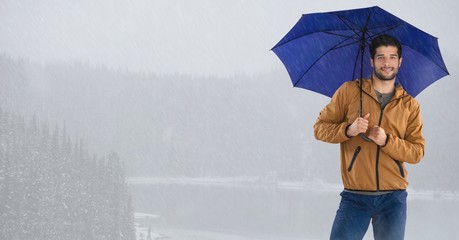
[358,117,369,128]
[349,114,371,136]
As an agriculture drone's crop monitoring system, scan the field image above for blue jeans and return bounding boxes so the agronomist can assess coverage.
[330,190,407,240]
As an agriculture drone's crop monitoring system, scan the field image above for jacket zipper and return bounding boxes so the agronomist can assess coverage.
[376,106,385,191]
[347,146,361,172]
[376,145,381,191]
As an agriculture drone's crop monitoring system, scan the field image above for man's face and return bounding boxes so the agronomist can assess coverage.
[370,45,402,81]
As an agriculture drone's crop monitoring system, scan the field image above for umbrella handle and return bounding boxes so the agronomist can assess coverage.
[359,133,373,142]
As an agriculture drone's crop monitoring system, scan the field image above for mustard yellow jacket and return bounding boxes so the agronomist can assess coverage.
[314,79,425,191]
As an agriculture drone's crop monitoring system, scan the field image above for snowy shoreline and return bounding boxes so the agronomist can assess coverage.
[127,177,459,201]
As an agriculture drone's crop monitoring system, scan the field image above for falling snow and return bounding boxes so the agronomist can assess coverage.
[1,1,459,239]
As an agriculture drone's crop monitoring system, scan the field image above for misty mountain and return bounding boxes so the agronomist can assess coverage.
[0,56,320,179]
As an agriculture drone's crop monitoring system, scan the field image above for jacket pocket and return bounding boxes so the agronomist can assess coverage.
[394,160,405,178]
[347,146,361,172]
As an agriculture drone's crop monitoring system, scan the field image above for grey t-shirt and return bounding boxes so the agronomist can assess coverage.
[375,89,395,109]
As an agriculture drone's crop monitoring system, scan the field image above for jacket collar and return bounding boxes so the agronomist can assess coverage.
[360,78,408,100]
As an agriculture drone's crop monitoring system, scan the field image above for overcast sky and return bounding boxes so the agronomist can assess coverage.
[0,0,458,77]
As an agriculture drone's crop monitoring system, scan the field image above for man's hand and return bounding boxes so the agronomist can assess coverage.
[346,113,370,137]
[367,125,387,146]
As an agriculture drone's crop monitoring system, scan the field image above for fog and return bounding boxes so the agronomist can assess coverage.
[1,0,458,239]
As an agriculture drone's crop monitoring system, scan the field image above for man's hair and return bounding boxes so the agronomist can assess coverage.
[369,34,402,59]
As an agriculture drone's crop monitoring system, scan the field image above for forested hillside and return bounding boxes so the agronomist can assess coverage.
[0,109,135,240]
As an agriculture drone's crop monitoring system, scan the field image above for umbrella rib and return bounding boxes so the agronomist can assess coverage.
[322,30,360,39]
[336,14,367,39]
[367,25,401,38]
[332,38,361,50]
[322,30,364,50]
[272,30,356,50]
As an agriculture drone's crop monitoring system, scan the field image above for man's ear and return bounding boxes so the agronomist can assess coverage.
[399,57,403,67]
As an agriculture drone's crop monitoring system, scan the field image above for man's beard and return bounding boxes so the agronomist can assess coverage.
[374,68,398,81]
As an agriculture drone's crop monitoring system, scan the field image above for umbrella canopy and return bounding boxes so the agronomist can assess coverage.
[272,6,449,98]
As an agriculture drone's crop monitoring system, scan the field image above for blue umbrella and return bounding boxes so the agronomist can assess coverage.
[272,6,449,99]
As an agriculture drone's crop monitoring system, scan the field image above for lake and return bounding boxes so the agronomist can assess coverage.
[130,178,459,240]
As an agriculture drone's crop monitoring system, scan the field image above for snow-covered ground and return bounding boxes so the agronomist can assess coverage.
[135,223,314,240]
[136,227,317,240]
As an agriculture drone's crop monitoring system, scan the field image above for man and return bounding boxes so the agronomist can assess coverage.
[313,34,425,240]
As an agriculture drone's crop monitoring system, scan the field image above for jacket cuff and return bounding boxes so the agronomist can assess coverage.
[381,133,390,147]
[344,124,352,139]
